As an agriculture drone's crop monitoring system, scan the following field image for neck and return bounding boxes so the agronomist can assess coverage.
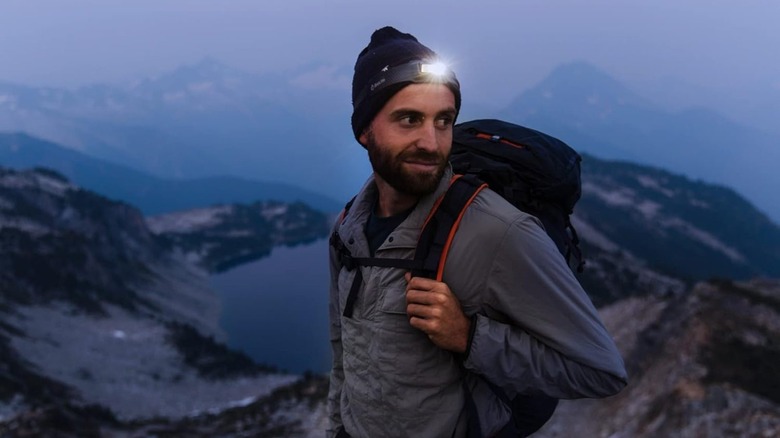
[374,178,419,217]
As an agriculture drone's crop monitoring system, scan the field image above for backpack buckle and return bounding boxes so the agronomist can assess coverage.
[341,252,356,271]
[330,231,356,271]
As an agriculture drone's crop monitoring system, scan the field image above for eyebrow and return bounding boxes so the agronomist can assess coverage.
[389,107,457,119]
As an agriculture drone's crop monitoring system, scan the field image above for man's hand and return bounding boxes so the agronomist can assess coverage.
[405,272,471,353]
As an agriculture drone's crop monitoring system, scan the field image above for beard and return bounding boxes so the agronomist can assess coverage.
[365,130,449,197]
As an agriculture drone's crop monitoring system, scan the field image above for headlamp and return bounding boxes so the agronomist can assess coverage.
[354,59,459,109]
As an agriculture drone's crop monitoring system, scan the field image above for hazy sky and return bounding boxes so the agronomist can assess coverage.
[2,0,779,109]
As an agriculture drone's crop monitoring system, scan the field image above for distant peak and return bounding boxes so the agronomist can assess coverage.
[544,61,624,89]
[506,60,653,111]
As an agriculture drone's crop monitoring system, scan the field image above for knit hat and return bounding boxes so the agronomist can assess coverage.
[351,26,461,143]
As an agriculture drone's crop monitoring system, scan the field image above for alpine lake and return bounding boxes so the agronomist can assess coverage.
[210,238,331,374]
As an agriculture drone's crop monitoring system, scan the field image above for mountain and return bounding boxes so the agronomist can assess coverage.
[0,132,341,214]
[500,61,780,223]
[0,59,366,199]
[0,167,325,435]
[147,201,332,272]
[573,153,780,306]
[535,278,780,437]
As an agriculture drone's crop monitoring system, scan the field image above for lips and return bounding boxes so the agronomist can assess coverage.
[400,150,442,169]
[404,160,441,172]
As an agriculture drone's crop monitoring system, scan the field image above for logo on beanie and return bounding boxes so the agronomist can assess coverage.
[370,78,387,92]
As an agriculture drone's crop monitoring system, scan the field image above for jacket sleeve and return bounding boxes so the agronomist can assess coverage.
[462,215,628,400]
[327,227,346,437]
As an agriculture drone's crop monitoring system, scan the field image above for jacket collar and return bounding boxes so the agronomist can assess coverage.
[339,165,454,257]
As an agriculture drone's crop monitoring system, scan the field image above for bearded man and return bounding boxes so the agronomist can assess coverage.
[327,26,627,438]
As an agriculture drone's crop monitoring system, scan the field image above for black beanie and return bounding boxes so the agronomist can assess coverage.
[351,26,462,144]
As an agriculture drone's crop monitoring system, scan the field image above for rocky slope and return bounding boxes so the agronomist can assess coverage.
[535,278,780,437]
[0,168,328,436]
[572,153,780,307]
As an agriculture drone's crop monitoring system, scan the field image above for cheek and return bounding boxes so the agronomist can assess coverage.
[437,132,453,153]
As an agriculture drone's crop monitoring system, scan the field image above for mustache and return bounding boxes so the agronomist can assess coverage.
[399,149,445,164]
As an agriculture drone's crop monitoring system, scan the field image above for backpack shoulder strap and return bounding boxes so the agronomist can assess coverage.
[330,196,420,271]
[330,196,422,318]
[332,175,488,317]
[413,174,489,281]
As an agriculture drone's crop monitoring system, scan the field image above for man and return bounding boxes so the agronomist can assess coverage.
[328,26,627,438]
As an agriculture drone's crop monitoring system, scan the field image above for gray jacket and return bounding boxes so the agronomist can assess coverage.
[328,167,627,438]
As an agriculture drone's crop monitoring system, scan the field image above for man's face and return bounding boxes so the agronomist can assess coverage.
[360,83,457,197]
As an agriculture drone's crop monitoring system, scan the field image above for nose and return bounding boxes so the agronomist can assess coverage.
[414,121,439,153]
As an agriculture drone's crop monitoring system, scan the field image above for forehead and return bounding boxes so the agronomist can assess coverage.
[379,83,456,115]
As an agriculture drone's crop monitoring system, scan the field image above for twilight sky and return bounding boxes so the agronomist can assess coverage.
[2,0,779,111]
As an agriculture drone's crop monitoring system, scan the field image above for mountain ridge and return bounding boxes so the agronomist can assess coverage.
[500,61,780,223]
[0,132,341,214]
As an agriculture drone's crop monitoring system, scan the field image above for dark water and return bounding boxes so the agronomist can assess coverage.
[210,238,331,374]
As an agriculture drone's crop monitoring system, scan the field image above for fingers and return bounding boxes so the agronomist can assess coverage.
[406,302,443,320]
[405,272,442,292]
[406,289,446,306]
[408,315,434,333]
[403,273,470,353]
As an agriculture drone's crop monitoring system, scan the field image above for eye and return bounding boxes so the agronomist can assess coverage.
[434,114,455,129]
[398,113,423,127]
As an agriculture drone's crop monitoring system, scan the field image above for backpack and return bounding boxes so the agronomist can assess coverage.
[330,119,584,437]
[449,119,584,272]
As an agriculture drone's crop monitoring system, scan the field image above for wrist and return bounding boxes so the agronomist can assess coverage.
[461,314,478,360]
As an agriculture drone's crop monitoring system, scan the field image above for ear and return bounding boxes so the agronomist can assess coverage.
[358,126,372,148]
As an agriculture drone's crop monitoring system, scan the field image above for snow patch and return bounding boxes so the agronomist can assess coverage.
[34,173,73,196]
[635,175,675,197]
[584,182,663,219]
[583,182,635,207]
[261,204,289,220]
[661,218,745,263]
[199,395,259,416]
[0,218,50,235]
[0,171,73,197]
[147,205,233,234]
[637,200,662,218]
[689,198,710,209]
[8,303,297,420]
[570,215,620,252]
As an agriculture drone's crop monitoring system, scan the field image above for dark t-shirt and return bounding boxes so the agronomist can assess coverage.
[365,203,415,256]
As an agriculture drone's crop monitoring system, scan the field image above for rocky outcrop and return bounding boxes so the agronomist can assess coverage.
[535,278,780,437]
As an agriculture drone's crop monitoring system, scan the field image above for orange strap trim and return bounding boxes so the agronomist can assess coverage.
[435,182,489,281]
[419,174,464,236]
[475,132,525,149]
